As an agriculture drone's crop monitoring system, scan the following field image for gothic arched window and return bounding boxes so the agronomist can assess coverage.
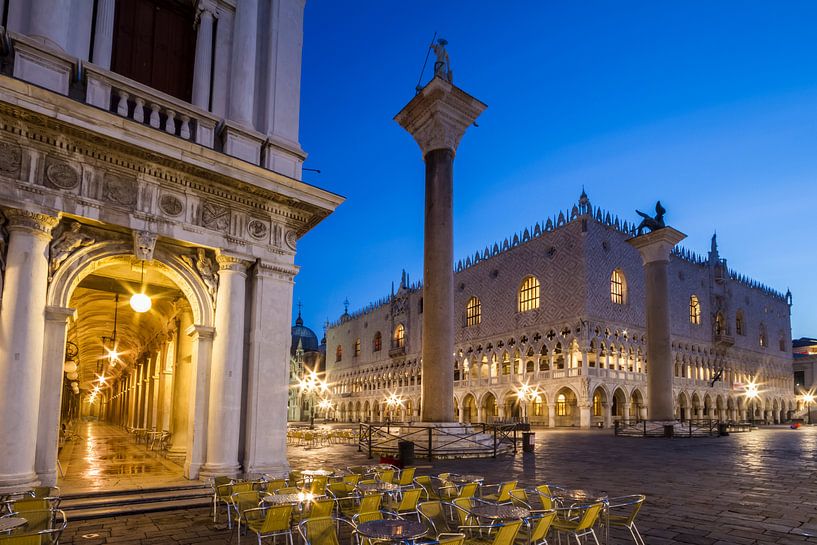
[393,324,405,348]
[373,332,382,352]
[466,296,481,326]
[518,276,540,312]
[335,345,342,362]
[610,270,626,304]
[689,295,701,325]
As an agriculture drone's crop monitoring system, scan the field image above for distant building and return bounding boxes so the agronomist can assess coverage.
[289,310,326,422]
[793,338,817,391]
[326,192,795,427]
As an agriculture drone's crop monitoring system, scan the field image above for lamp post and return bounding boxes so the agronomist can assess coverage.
[385,393,403,433]
[298,368,328,429]
[515,383,540,424]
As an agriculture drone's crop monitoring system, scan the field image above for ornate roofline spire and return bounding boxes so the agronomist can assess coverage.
[295,300,304,326]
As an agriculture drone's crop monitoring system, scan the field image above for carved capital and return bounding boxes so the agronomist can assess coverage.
[1,208,59,238]
[394,77,487,157]
[256,261,299,281]
[133,230,158,261]
[216,254,252,273]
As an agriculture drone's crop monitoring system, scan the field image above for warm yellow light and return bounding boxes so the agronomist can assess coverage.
[130,292,152,313]
[803,392,815,405]
[744,381,759,399]
[98,374,106,385]
[318,398,333,411]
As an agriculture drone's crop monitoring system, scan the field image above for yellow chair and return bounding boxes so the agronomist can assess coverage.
[343,474,362,486]
[7,500,49,513]
[482,481,518,504]
[462,519,522,545]
[241,503,294,545]
[518,510,556,545]
[508,489,532,509]
[397,467,417,488]
[376,469,395,484]
[458,483,479,500]
[213,476,234,526]
[438,534,466,545]
[275,487,301,495]
[232,490,264,535]
[341,493,382,520]
[309,476,329,496]
[298,516,356,545]
[551,502,603,545]
[607,495,645,545]
[307,498,336,520]
[386,487,423,520]
[264,479,288,493]
[0,509,67,545]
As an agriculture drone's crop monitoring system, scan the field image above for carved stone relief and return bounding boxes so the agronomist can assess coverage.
[0,142,22,175]
[272,224,283,248]
[284,229,297,251]
[44,158,80,190]
[133,230,158,261]
[159,193,183,217]
[49,220,95,280]
[247,219,268,240]
[201,201,230,232]
[181,247,218,307]
[102,173,137,206]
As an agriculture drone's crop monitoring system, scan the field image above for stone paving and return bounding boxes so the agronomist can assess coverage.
[60,426,817,544]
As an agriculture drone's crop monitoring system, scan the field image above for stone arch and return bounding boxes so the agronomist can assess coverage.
[461,392,478,423]
[677,391,690,421]
[48,238,215,327]
[591,385,608,425]
[553,386,578,427]
[630,388,645,421]
[612,387,627,419]
[480,391,498,422]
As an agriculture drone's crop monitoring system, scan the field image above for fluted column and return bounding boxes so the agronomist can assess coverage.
[0,209,59,491]
[395,77,486,423]
[201,255,251,477]
[192,1,216,108]
[227,0,258,125]
[29,0,72,51]
[91,0,115,68]
[36,306,75,486]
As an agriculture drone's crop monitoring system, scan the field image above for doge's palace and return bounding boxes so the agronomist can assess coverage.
[0,0,342,492]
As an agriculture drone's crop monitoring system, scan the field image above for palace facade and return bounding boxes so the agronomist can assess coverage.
[326,192,794,428]
[0,0,341,492]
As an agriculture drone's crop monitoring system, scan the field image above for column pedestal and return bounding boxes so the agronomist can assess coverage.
[627,227,687,421]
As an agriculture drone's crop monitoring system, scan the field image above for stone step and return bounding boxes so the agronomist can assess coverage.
[60,484,212,521]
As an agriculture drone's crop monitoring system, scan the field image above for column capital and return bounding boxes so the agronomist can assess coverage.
[2,208,59,238]
[45,306,76,323]
[626,227,687,265]
[216,254,253,273]
[186,324,216,340]
[256,261,299,281]
[196,0,219,18]
[394,77,487,157]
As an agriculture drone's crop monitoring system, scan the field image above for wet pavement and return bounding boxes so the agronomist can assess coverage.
[59,424,817,544]
[59,422,188,493]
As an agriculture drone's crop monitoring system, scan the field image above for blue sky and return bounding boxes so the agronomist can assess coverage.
[294,2,817,339]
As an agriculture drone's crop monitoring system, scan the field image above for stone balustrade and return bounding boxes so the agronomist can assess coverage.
[84,64,219,149]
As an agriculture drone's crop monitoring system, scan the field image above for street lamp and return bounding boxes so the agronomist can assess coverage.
[744,380,759,426]
[318,398,334,421]
[515,383,540,423]
[385,393,403,432]
[297,367,328,429]
[802,391,815,425]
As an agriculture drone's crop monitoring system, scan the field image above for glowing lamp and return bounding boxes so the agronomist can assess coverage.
[67,372,78,380]
[64,361,77,373]
[130,292,152,313]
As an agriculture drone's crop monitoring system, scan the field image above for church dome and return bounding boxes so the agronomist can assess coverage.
[291,312,319,354]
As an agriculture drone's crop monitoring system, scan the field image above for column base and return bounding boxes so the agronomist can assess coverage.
[0,471,40,494]
[36,469,57,488]
[244,463,290,480]
[199,463,241,479]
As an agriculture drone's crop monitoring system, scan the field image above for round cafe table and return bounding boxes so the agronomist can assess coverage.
[357,482,400,494]
[356,519,427,544]
[0,517,27,534]
[470,504,530,521]
[448,474,484,484]
[263,493,306,505]
[302,469,334,478]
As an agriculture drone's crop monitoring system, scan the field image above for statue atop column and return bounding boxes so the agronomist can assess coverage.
[635,201,666,235]
[431,38,453,83]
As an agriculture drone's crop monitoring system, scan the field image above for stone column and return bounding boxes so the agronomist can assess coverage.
[91,0,115,68]
[192,1,216,109]
[0,209,59,491]
[160,334,176,432]
[183,324,215,479]
[547,404,556,428]
[243,261,298,477]
[603,403,612,428]
[579,405,591,428]
[35,306,75,486]
[627,227,686,421]
[395,77,486,423]
[170,314,192,457]
[201,255,251,477]
[227,0,258,125]
[29,0,72,50]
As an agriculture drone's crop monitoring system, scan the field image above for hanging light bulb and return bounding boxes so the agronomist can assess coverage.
[67,371,78,380]
[64,360,77,373]
[130,260,152,313]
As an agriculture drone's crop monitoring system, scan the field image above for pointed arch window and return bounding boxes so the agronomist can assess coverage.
[466,296,481,326]
[335,345,343,362]
[689,295,701,325]
[610,270,626,304]
[393,324,405,349]
[593,392,603,416]
[354,338,361,357]
[373,332,382,352]
[736,311,745,336]
[556,393,567,416]
[759,323,767,348]
[518,275,540,312]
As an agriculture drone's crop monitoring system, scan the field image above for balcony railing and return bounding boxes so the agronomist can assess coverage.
[714,332,735,347]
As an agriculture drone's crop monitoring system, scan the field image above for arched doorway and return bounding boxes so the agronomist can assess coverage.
[591,387,607,427]
[461,394,477,423]
[481,392,498,423]
[47,236,215,490]
[554,387,578,427]
[611,388,627,422]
